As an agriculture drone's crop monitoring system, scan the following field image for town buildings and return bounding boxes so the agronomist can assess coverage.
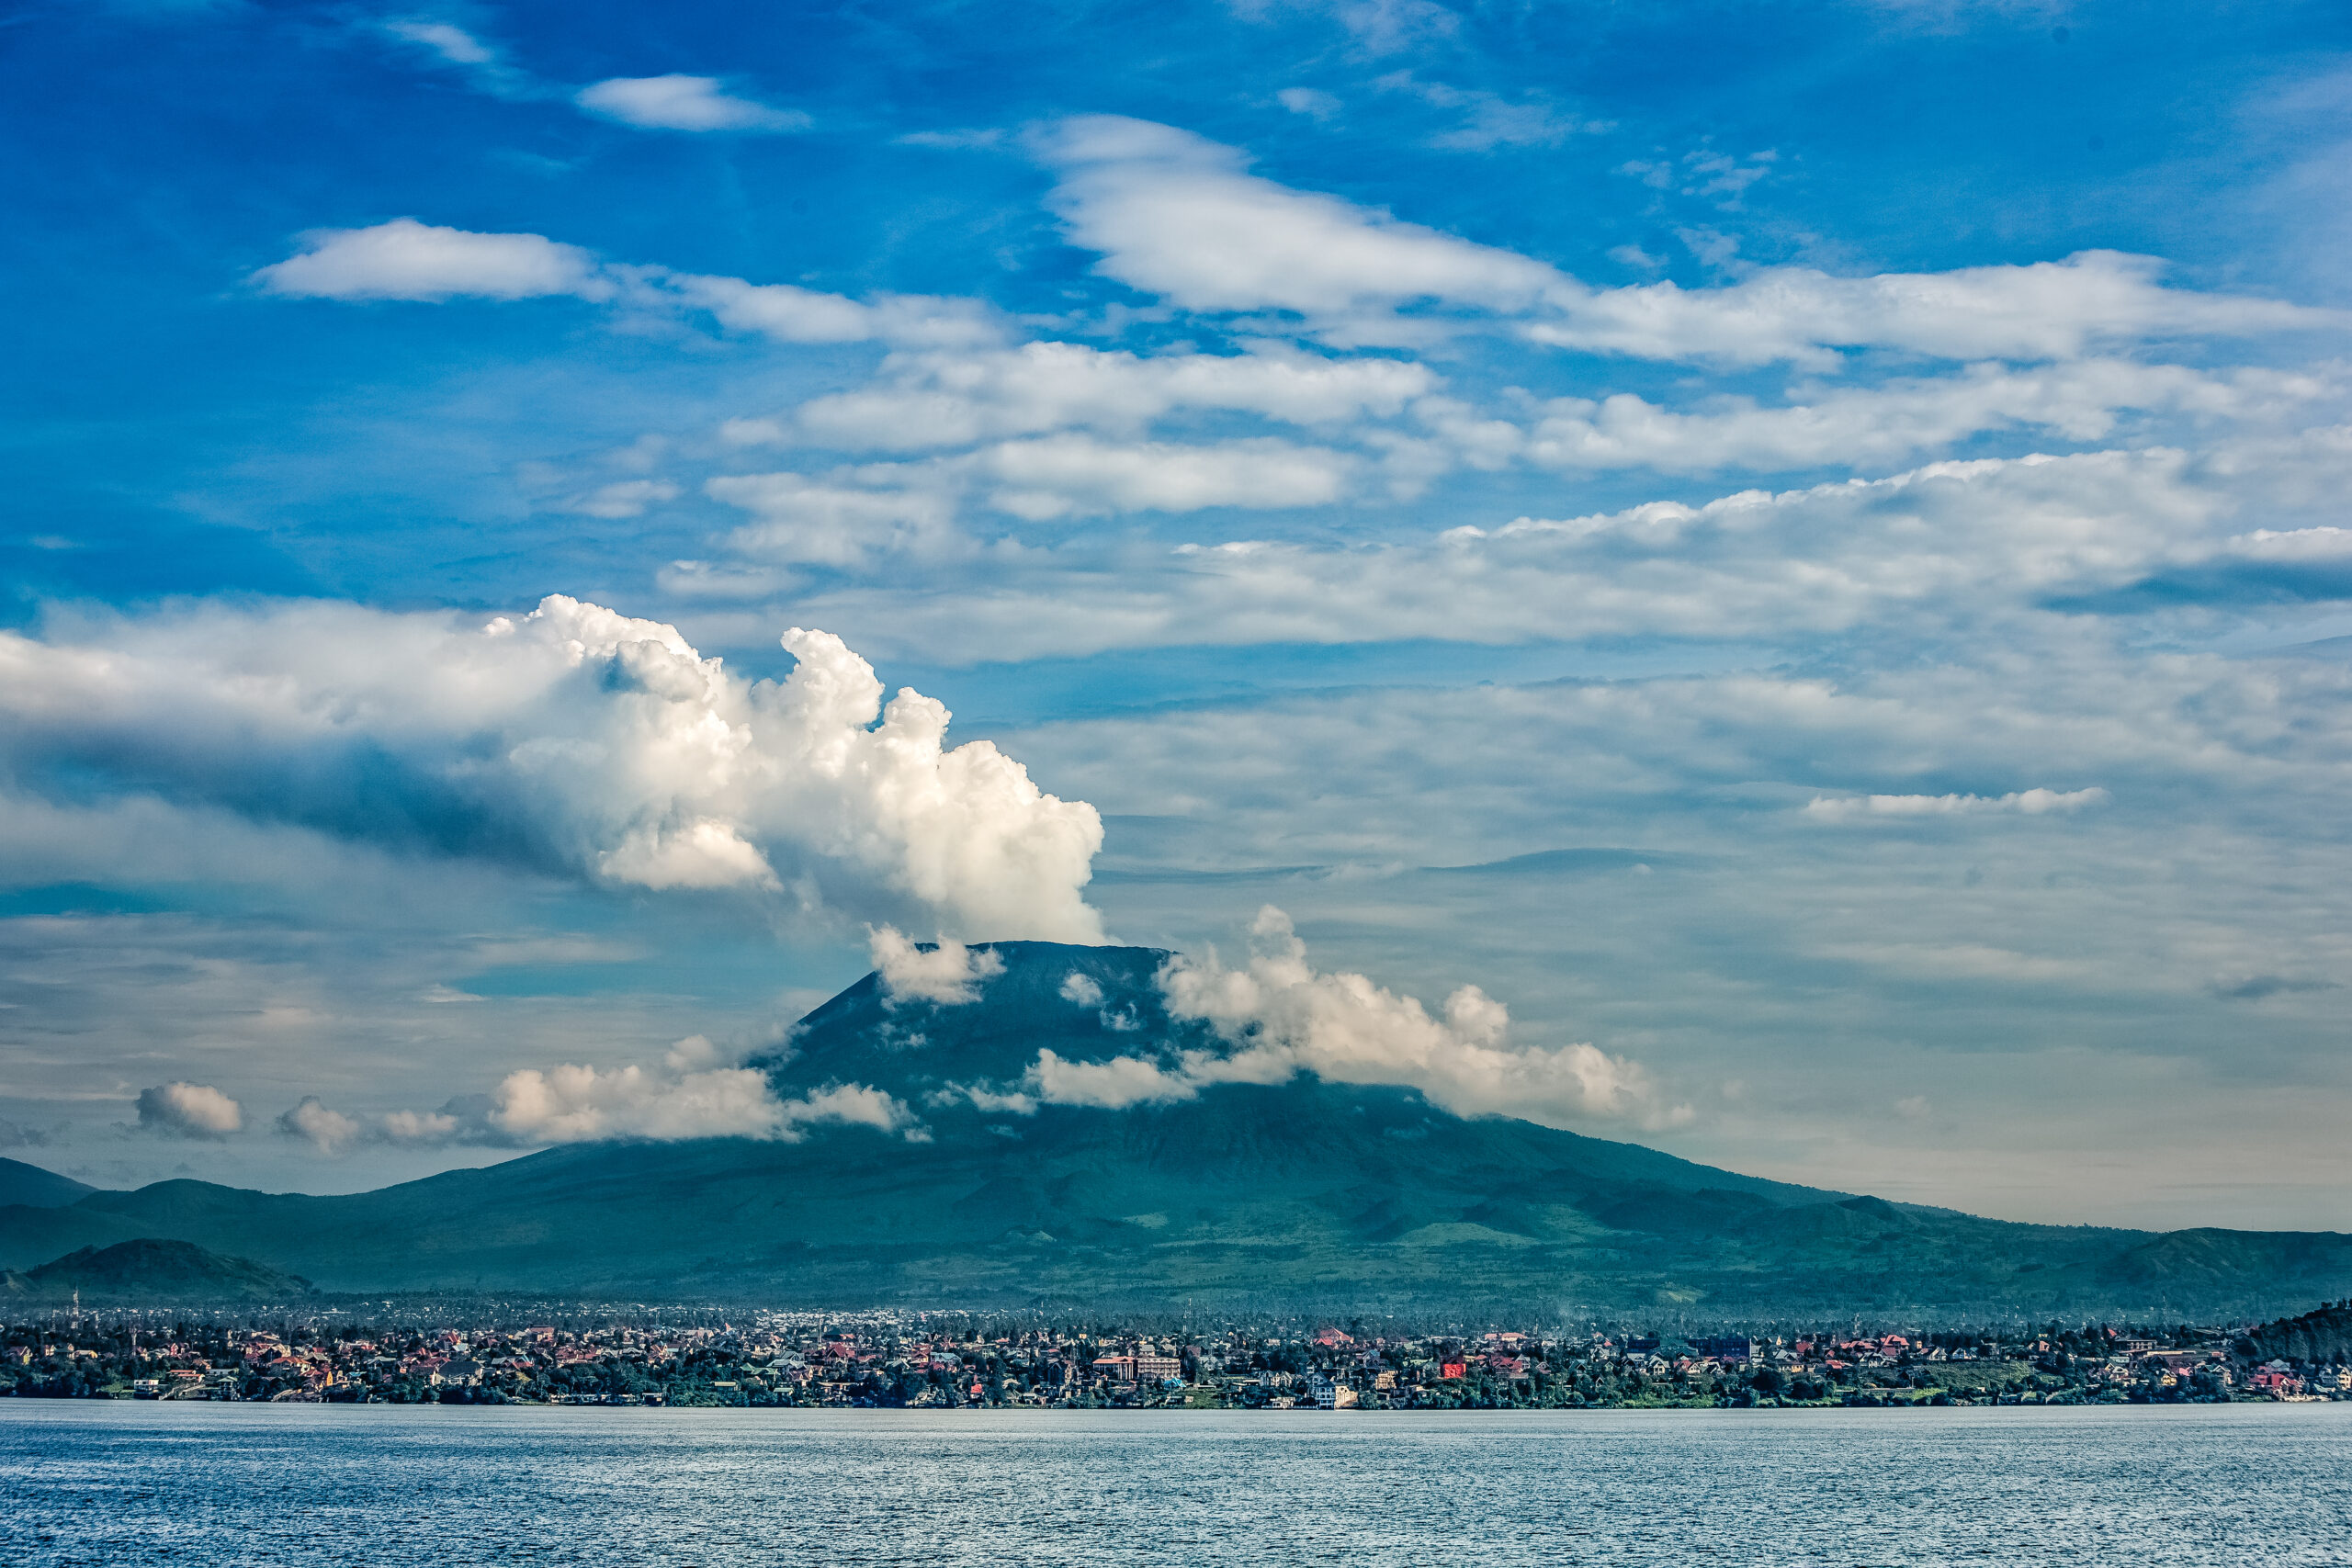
[7,1303,2346,1410]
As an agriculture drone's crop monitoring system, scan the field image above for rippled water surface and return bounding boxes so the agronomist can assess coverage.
[4,1401,2349,1565]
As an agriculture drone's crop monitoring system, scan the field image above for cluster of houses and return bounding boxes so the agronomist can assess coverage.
[7,1309,2348,1408]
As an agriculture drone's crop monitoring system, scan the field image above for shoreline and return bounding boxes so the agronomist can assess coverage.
[6,1393,2338,1415]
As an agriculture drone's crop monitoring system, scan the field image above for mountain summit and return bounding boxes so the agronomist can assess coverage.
[2,941,2346,1316]
[757,941,1212,1102]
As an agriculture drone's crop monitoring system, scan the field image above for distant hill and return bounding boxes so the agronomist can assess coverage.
[0,1156,96,1210]
[0,942,2346,1319]
[3,1238,313,1304]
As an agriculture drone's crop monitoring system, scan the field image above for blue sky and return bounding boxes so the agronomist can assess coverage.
[5,0,2352,1226]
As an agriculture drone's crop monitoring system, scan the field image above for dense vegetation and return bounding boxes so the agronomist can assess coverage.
[2236,1300,2352,1365]
[2,1239,312,1304]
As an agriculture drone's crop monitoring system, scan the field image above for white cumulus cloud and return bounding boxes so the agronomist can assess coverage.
[945,908,1679,1128]
[253,218,605,302]
[1156,906,1686,1127]
[870,927,1008,1007]
[134,1081,244,1139]
[276,1095,363,1155]
[0,595,1103,940]
[1018,1047,1218,1108]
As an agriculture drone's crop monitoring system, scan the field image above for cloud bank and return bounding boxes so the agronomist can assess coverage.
[726,446,2251,661]
[1156,906,1685,1127]
[280,1060,914,1153]
[0,595,1103,941]
[942,908,1682,1129]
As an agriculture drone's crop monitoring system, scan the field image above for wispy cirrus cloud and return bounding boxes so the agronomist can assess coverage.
[1518,362,2334,474]
[253,219,996,344]
[574,74,808,132]
[763,341,1437,451]
[1374,71,1604,150]
[1034,117,2344,361]
[375,19,807,131]
[1804,787,2111,821]
[378,17,541,99]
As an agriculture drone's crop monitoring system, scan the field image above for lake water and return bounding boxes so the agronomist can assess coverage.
[3,1401,2348,1565]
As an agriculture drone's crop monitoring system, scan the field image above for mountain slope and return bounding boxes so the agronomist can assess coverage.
[0,1156,96,1210]
[1,942,2345,1317]
[3,1238,314,1303]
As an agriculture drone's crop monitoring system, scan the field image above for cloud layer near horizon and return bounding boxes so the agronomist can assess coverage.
[268,908,1684,1155]
[276,1021,918,1156]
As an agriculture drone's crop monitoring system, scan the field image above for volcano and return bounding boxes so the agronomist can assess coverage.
[4,942,2346,1317]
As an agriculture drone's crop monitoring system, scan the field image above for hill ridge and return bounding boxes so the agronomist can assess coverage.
[3,1237,313,1303]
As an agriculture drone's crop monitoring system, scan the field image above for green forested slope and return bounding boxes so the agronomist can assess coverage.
[3,943,2345,1316]
[2,1238,312,1304]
